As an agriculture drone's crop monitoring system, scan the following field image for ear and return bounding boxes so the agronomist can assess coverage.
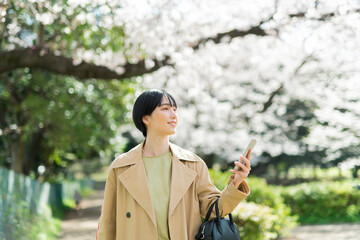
[142,115,150,126]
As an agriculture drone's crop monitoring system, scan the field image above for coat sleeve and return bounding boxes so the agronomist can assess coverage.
[196,160,250,219]
[97,167,117,240]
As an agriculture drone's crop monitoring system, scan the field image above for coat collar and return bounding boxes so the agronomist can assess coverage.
[113,141,197,227]
[111,141,197,169]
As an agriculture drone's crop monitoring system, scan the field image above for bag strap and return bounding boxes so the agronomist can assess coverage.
[204,198,220,221]
[205,198,237,233]
[214,198,222,222]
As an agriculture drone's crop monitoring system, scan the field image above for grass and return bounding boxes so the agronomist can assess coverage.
[33,215,62,240]
[286,167,353,180]
[0,205,63,240]
[263,166,356,186]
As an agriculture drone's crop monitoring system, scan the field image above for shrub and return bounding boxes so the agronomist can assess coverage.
[232,201,289,240]
[246,177,285,210]
[281,180,360,223]
[209,169,297,239]
[209,168,229,190]
[246,177,298,237]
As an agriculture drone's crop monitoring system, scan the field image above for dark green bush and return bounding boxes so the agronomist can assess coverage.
[281,180,360,223]
[246,177,285,210]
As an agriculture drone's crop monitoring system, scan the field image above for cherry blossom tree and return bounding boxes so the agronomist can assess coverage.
[1,0,359,175]
[120,0,360,171]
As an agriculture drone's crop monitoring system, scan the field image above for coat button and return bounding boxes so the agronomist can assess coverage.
[126,212,131,218]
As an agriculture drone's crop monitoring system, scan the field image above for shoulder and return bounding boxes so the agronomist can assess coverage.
[170,143,209,171]
[170,142,203,162]
[108,153,128,169]
[109,143,143,169]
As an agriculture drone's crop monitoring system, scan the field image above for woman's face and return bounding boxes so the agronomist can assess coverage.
[143,96,178,137]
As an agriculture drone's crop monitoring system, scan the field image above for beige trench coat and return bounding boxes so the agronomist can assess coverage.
[97,142,250,240]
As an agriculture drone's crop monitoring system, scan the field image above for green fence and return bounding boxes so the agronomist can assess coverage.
[0,167,93,239]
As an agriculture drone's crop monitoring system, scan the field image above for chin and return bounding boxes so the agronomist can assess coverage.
[167,129,176,135]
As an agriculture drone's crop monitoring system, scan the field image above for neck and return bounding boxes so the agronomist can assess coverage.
[143,134,170,157]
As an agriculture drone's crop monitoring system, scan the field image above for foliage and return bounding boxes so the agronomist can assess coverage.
[0,68,135,177]
[0,0,136,176]
[0,0,126,57]
[208,168,230,190]
[262,166,355,186]
[0,167,93,238]
[1,199,61,240]
[281,180,360,223]
[209,170,297,239]
[232,201,293,240]
[1,0,360,176]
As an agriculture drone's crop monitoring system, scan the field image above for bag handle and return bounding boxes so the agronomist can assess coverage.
[204,198,219,221]
[205,198,237,234]
[214,198,222,222]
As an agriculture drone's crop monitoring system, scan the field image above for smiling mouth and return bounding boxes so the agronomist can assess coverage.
[168,122,177,126]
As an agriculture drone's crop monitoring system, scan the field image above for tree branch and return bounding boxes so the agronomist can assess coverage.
[0,48,172,80]
[1,8,358,79]
[192,15,272,50]
[192,8,360,49]
[260,56,314,113]
[260,84,284,113]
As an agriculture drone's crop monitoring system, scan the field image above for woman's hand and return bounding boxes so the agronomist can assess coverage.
[229,149,252,189]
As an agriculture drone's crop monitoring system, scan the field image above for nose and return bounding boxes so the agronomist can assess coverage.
[170,109,177,119]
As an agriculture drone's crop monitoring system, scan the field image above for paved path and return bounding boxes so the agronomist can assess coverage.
[280,223,360,240]
[57,190,360,240]
[57,190,103,240]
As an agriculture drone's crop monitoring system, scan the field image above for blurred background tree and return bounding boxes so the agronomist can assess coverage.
[0,0,359,180]
[0,0,140,178]
[0,68,135,179]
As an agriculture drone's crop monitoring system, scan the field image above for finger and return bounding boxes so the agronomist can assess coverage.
[240,156,251,169]
[231,170,249,179]
[231,162,250,174]
[246,148,252,159]
[235,160,251,172]
[234,160,247,170]
[231,167,250,175]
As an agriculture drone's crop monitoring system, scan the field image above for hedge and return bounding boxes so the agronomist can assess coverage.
[209,170,297,240]
[281,180,360,223]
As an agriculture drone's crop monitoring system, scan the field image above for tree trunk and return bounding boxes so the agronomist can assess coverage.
[338,167,343,178]
[10,134,24,173]
[313,166,318,180]
[23,127,45,175]
[352,166,359,179]
[275,164,280,183]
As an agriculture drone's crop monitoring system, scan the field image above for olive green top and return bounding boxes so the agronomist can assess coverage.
[143,150,172,240]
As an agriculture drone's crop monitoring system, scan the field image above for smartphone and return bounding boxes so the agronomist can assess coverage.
[234,138,256,171]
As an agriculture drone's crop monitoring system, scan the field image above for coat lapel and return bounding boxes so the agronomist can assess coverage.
[168,143,198,217]
[114,142,198,225]
[116,143,157,226]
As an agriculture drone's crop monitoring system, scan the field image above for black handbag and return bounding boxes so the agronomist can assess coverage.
[195,198,240,240]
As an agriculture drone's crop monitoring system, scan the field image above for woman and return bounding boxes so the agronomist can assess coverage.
[97,89,251,240]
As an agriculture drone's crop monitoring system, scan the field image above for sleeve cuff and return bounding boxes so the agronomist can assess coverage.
[218,179,250,216]
[227,177,250,195]
[227,179,250,197]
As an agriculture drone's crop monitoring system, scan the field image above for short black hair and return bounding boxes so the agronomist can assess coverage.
[132,89,177,137]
